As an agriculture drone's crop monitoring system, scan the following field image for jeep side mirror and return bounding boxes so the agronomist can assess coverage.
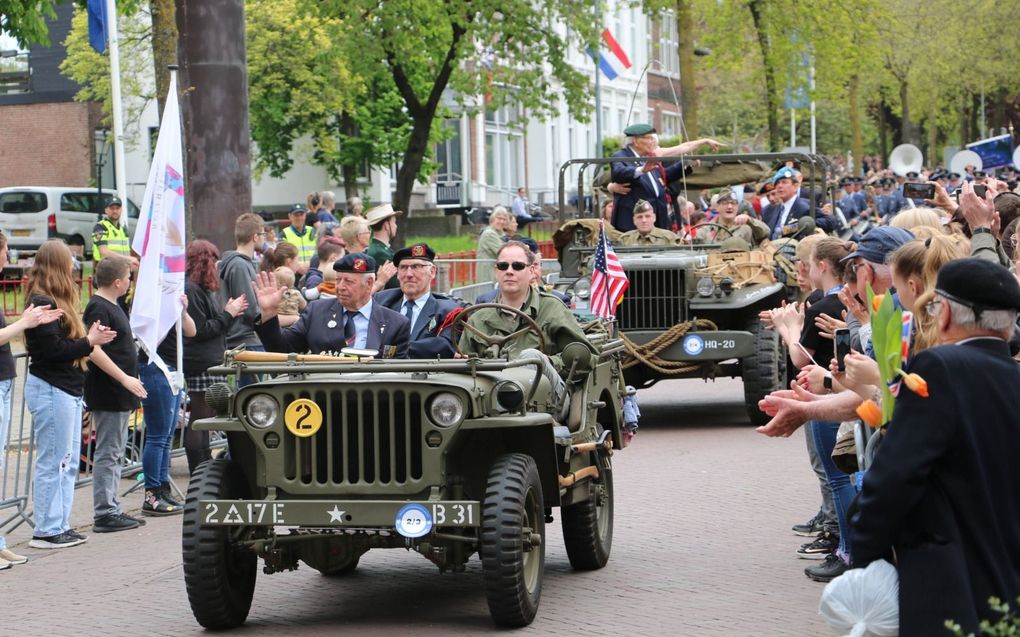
[561,341,594,384]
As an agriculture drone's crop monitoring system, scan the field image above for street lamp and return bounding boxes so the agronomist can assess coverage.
[94,127,111,216]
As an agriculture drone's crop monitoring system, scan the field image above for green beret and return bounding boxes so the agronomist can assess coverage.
[623,123,656,137]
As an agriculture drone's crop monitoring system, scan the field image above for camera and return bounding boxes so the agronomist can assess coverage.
[973,184,988,198]
[834,328,852,372]
[902,182,935,201]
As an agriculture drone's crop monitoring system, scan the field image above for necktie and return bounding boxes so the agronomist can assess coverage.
[403,300,415,321]
[344,310,357,347]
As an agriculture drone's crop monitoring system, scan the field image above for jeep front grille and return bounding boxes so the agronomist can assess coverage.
[280,388,424,491]
[617,268,687,330]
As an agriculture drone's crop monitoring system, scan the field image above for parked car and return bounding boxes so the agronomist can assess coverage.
[0,187,139,257]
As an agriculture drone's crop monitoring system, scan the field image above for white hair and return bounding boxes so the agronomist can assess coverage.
[321,191,336,207]
[944,298,1017,332]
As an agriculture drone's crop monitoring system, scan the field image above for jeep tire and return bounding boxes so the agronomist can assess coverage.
[182,458,256,629]
[741,315,786,427]
[561,457,613,570]
[479,453,545,627]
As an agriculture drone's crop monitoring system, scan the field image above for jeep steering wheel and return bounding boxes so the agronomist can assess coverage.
[680,222,736,244]
[453,303,547,356]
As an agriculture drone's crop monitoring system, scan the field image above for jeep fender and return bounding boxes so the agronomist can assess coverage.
[689,282,785,311]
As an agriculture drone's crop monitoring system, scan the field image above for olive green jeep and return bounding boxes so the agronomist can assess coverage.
[182,320,626,629]
[555,153,836,426]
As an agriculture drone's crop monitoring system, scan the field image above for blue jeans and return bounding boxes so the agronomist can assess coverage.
[26,375,82,538]
[140,363,182,489]
[809,419,856,561]
[0,378,12,549]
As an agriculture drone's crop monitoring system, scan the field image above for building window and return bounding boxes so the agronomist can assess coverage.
[0,39,31,95]
[661,112,682,138]
[435,119,462,180]
[484,102,523,190]
[657,11,679,78]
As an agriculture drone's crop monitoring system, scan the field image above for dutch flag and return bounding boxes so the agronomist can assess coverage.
[588,29,632,81]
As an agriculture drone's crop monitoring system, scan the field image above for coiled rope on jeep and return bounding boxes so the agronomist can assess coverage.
[619,318,719,374]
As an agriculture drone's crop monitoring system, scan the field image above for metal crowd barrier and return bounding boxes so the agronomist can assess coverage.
[0,353,227,535]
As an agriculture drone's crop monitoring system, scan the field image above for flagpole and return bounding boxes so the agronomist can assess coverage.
[170,65,184,383]
[104,0,128,213]
[593,0,602,160]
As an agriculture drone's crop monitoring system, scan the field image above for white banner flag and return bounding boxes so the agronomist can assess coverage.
[130,73,186,386]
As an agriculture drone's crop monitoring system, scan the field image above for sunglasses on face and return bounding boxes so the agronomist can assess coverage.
[495,261,528,271]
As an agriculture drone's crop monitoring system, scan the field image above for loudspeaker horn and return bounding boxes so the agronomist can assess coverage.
[888,144,923,176]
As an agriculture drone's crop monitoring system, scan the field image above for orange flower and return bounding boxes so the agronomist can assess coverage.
[900,372,929,397]
[871,294,885,312]
[856,399,883,427]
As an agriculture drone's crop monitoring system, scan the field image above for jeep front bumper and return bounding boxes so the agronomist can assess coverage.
[623,330,753,360]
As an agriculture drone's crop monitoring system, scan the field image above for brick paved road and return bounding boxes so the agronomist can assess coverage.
[6,378,832,637]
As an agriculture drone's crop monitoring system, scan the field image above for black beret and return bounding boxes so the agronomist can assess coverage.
[392,242,435,266]
[936,258,1020,313]
[333,252,377,274]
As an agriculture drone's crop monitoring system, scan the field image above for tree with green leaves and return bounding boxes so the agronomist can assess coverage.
[1,1,59,46]
[312,0,599,223]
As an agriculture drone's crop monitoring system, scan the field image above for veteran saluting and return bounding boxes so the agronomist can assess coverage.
[253,252,409,358]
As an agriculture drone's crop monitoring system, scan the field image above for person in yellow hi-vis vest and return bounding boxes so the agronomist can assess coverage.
[280,203,316,275]
[92,198,138,269]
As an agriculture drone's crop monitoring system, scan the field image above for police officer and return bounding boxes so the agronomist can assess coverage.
[253,253,409,358]
[92,198,136,268]
[374,243,463,358]
[280,203,316,275]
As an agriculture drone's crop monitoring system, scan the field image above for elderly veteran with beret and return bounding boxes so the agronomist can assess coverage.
[253,252,409,358]
[373,243,464,359]
[693,188,770,248]
[850,258,1020,637]
[617,199,680,246]
[762,166,838,238]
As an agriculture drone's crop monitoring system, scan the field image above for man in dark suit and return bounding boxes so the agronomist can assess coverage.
[253,252,409,358]
[373,243,463,359]
[610,124,711,232]
[850,258,1020,637]
[761,167,838,238]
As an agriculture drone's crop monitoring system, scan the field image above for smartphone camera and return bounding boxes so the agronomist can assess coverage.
[903,182,935,200]
[834,328,852,372]
[973,184,988,198]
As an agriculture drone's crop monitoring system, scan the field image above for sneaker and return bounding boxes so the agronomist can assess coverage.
[791,513,824,537]
[160,483,185,508]
[28,532,87,550]
[805,553,850,582]
[0,558,9,570]
[0,549,28,565]
[142,489,183,517]
[65,529,87,542]
[94,513,141,534]
[119,512,146,526]
[796,531,839,559]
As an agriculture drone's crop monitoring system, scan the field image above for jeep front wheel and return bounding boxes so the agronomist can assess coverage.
[561,457,613,570]
[182,458,256,629]
[479,453,545,627]
[741,315,786,427]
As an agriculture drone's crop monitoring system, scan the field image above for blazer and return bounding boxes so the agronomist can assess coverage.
[850,338,1020,637]
[373,289,462,359]
[761,195,837,238]
[610,146,688,231]
[255,297,409,359]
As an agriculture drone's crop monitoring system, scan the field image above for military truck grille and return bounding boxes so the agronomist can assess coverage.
[281,389,424,487]
[617,268,687,330]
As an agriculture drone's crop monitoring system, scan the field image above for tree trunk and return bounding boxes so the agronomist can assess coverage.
[848,75,863,175]
[876,99,888,161]
[393,114,433,244]
[748,0,780,151]
[676,0,697,139]
[959,93,970,146]
[175,0,251,248]
[149,0,177,116]
[899,77,920,147]
[927,97,938,169]
[339,111,360,200]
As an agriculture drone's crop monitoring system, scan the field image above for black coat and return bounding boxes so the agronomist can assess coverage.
[255,297,409,359]
[761,195,837,237]
[373,289,462,359]
[610,146,688,231]
[850,338,1020,637]
[182,281,236,376]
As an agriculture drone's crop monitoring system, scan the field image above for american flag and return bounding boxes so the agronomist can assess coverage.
[590,220,629,318]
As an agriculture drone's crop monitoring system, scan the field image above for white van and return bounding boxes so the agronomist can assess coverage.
[0,187,139,257]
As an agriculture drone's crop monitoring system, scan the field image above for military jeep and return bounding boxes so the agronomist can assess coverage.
[555,153,836,426]
[182,325,627,629]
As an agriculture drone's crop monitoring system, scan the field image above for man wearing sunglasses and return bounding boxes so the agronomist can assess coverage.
[373,243,463,358]
[458,241,594,413]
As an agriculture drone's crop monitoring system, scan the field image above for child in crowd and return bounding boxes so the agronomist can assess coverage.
[25,240,116,549]
[82,256,148,533]
[274,266,305,326]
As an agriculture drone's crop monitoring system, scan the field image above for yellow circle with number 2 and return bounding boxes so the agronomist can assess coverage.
[284,399,322,437]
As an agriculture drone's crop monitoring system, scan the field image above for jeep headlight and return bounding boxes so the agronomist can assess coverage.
[428,392,465,427]
[493,381,525,413]
[245,394,278,429]
[572,278,591,300]
[696,276,716,297]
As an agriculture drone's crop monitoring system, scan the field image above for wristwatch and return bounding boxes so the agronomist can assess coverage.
[972,227,994,236]
[823,375,833,390]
